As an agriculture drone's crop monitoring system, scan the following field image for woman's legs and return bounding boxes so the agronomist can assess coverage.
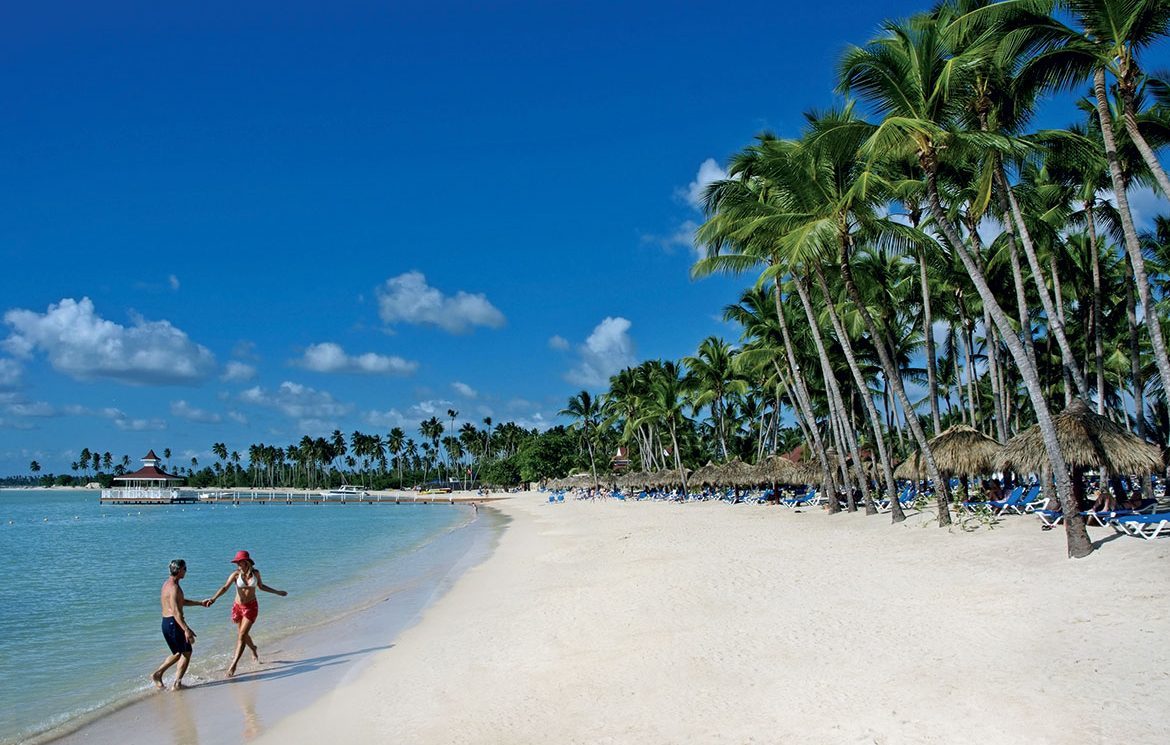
[227,615,256,677]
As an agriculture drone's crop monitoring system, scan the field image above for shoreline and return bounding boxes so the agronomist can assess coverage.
[253,494,1169,745]
[32,492,503,745]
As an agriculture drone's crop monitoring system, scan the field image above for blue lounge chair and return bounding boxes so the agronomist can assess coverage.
[1112,512,1170,540]
[780,490,820,509]
[961,485,1023,514]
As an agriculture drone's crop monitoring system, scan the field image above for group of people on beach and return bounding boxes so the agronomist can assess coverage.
[152,550,287,690]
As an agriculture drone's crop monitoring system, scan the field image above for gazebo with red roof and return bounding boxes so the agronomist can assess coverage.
[113,450,186,489]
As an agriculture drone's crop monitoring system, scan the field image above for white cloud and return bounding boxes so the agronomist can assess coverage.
[228,410,248,425]
[239,381,352,425]
[452,381,477,398]
[679,158,728,210]
[222,361,256,383]
[170,400,222,423]
[0,358,21,388]
[297,342,418,376]
[1122,184,1170,230]
[547,335,570,350]
[641,219,703,259]
[113,415,166,431]
[2,297,216,385]
[365,408,409,428]
[168,274,180,291]
[409,399,456,419]
[4,400,55,417]
[376,271,506,334]
[565,317,636,388]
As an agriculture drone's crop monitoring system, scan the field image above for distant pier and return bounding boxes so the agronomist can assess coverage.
[100,488,501,506]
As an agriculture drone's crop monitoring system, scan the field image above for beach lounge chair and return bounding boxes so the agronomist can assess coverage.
[1035,509,1064,527]
[1111,512,1170,540]
[780,490,820,509]
[961,485,1023,514]
[1080,499,1157,527]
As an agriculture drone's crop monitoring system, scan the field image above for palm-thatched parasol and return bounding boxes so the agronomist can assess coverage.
[754,455,800,484]
[893,452,923,480]
[690,461,720,487]
[709,458,753,487]
[926,424,1003,476]
[996,399,1162,476]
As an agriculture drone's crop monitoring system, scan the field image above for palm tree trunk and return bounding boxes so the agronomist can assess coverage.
[923,161,1091,556]
[791,273,865,511]
[984,308,1008,443]
[1001,176,1089,399]
[813,265,899,519]
[838,244,952,525]
[1120,76,1170,200]
[772,279,838,500]
[1095,66,1170,440]
[1125,258,1145,438]
[1087,203,1107,415]
[919,250,942,435]
[1000,211,1040,373]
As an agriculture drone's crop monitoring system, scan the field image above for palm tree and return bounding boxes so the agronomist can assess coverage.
[560,391,601,488]
[683,337,747,461]
[447,409,459,480]
[840,12,1092,556]
[387,427,405,486]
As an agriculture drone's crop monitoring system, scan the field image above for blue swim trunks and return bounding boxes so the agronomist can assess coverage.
[161,616,191,654]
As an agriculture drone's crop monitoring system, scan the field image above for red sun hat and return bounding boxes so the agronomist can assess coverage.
[230,550,252,564]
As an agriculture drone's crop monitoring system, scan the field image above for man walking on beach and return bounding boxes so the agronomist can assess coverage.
[151,559,209,691]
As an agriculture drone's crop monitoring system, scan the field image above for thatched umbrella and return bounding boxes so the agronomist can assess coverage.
[708,458,753,487]
[924,425,1003,476]
[754,455,800,484]
[690,461,720,487]
[893,452,923,481]
[997,399,1162,477]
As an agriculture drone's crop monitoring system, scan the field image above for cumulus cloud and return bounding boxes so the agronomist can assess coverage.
[565,317,636,388]
[239,381,352,424]
[4,400,55,417]
[0,358,21,388]
[365,408,409,428]
[547,335,570,350]
[409,399,456,418]
[170,400,222,423]
[297,342,418,376]
[641,219,702,259]
[679,158,728,210]
[113,415,166,431]
[228,410,249,425]
[452,381,477,398]
[376,271,506,334]
[222,361,256,383]
[2,297,216,385]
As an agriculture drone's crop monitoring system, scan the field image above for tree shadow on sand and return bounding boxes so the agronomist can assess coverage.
[193,645,392,688]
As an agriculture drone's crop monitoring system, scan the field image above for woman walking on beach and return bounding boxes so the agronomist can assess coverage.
[206,550,288,677]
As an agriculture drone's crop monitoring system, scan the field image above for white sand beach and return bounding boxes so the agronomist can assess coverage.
[250,494,1170,745]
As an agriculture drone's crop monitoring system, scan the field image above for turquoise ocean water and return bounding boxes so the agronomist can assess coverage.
[0,489,472,745]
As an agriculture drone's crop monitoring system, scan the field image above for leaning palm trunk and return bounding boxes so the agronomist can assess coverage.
[792,274,865,511]
[1095,67,1170,433]
[1001,176,1090,399]
[1125,260,1145,438]
[813,266,898,519]
[838,245,952,525]
[772,279,838,499]
[1120,80,1170,201]
[919,249,942,435]
[1087,203,1106,416]
[923,165,1092,557]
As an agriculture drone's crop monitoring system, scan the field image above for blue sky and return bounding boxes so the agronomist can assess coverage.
[1,0,1166,475]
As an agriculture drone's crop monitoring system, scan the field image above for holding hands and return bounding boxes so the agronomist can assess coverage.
[201,598,214,607]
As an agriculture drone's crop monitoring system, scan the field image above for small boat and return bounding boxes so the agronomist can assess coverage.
[321,485,369,500]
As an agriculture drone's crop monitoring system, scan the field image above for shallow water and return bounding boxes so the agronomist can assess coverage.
[0,489,471,745]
